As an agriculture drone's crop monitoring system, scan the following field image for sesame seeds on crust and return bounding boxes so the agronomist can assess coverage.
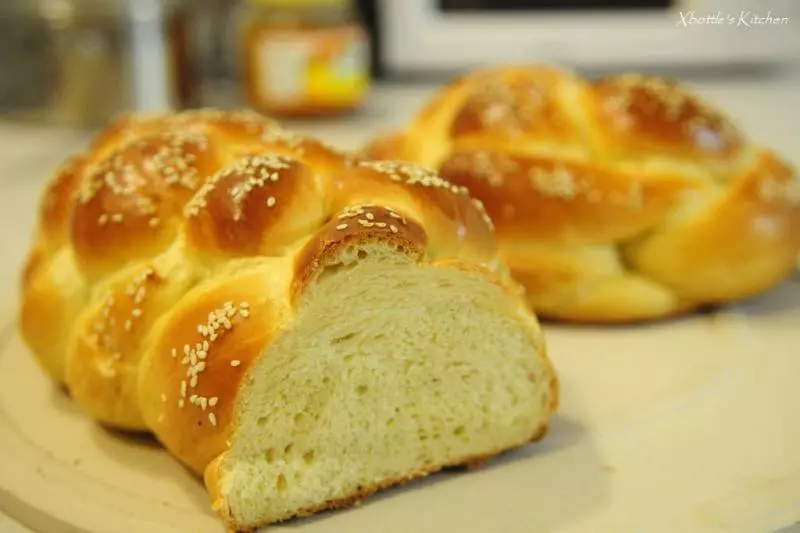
[594,73,744,154]
[357,160,495,232]
[79,131,209,207]
[89,266,158,373]
[184,155,293,220]
[168,300,251,426]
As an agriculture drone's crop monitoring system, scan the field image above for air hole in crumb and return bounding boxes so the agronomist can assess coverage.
[284,443,294,455]
[332,332,357,344]
[356,385,368,395]
[322,377,331,385]
[386,417,395,427]
[265,448,276,464]
[344,353,355,362]
[454,426,466,436]
[303,450,315,465]
[293,412,305,424]
[357,250,368,259]
[403,361,413,374]
[276,474,288,495]
[257,416,269,427]
[293,472,301,482]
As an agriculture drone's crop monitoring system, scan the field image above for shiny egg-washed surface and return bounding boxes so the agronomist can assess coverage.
[364,66,800,323]
[18,108,516,442]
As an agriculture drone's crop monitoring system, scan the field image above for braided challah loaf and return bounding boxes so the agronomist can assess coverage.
[365,66,800,323]
[18,109,558,530]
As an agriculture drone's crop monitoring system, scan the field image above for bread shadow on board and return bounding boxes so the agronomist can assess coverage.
[89,423,216,512]
[730,278,800,318]
[44,385,212,511]
[266,414,612,533]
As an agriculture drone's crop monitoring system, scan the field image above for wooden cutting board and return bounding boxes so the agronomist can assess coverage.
[1,281,799,533]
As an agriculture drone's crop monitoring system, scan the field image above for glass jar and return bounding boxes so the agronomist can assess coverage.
[238,0,371,118]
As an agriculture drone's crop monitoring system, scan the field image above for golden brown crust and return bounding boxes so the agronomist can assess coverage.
[364,65,800,322]
[71,130,215,281]
[439,149,694,242]
[589,73,745,162]
[18,248,88,382]
[326,160,499,269]
[449,66,584,147]
[623,150,800,302]
[291,204,428,305]
[183,154,326,259]
[137,267,288,473]
[65,257,201,430]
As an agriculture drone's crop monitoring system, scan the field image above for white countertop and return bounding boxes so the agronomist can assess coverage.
[1,76,799,533]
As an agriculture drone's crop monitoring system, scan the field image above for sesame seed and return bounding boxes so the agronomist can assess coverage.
[390,224,398,233]
[149,218,160,228]
[111,213,123,223]
[184,155,291,218]
[209,397,218,406]
[336,223,348,230]
[170,300,251,416]
[528,164,579,199]
[98,214,109,226]
[209,413,217,426]
[124,320,132,331]
[365,212,375,220]
[375,222,387,228]
[132,308,142,317]
[231,360,241,367]
[178,399,185,408]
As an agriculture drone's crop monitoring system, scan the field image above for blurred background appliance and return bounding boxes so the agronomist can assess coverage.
[369,0,800,77]
[0,0,197,128]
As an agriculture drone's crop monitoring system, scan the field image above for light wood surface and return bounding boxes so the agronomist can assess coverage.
[2,282,800,533]
[1,78,799,533]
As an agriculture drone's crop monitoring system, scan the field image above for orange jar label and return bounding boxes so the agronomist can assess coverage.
[245,25,370,114]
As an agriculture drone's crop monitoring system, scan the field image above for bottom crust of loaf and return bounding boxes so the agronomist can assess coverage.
[216,423,550,533]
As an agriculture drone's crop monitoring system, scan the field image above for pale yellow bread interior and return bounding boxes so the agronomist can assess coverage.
[209,253,555,528]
